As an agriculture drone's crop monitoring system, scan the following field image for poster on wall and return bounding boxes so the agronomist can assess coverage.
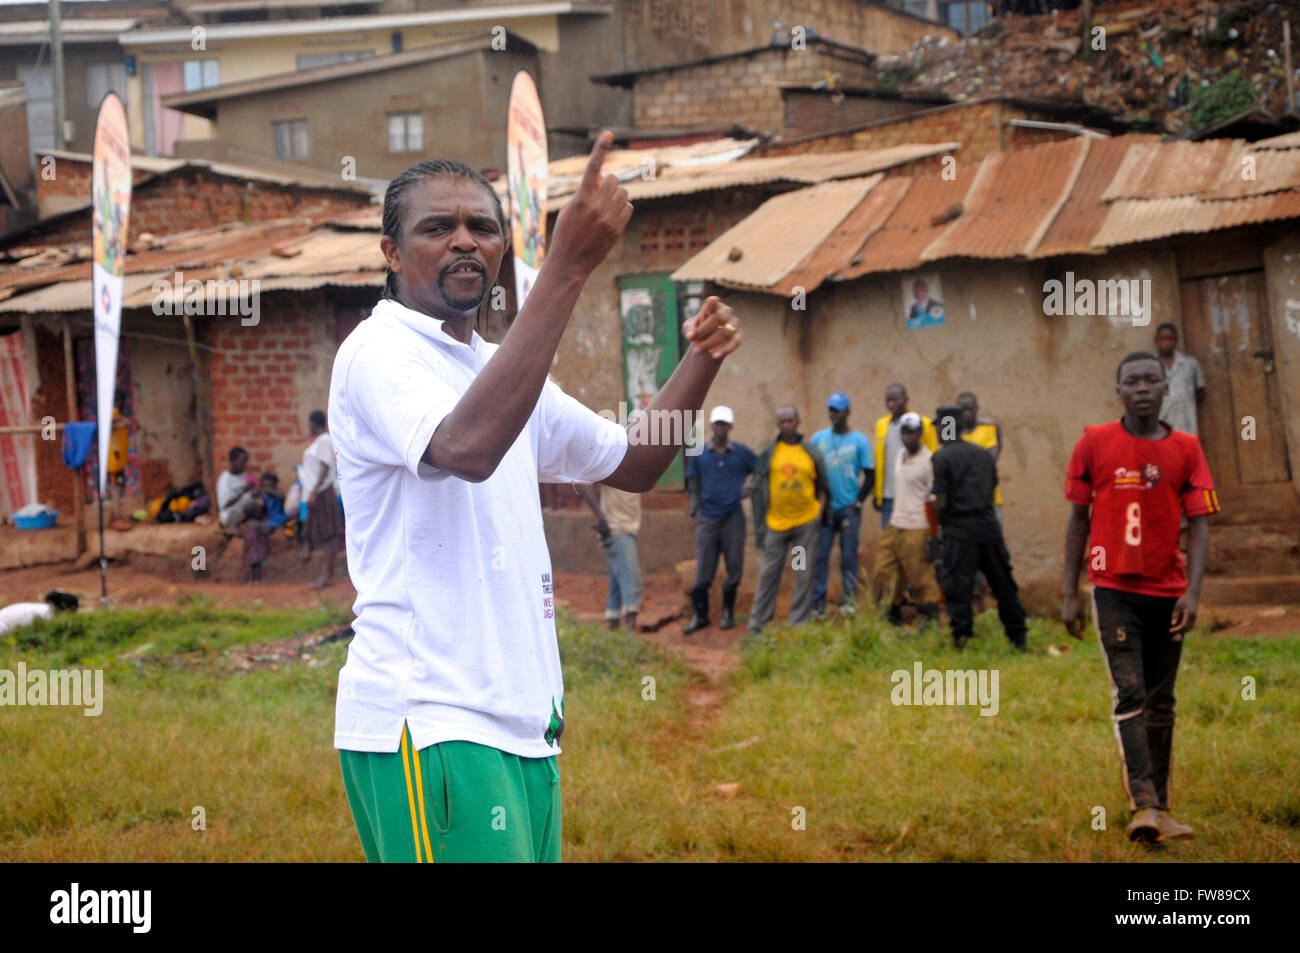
[92,92,132,495]
[507,71,547,308]
[903,272,945,329]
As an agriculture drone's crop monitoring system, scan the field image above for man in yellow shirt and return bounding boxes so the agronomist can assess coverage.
[873,383,937,529]
[747,406,830,638]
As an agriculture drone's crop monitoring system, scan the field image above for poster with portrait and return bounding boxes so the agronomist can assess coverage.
[507,71,547,308]
[91,92,132,493]
[902,272,945,329]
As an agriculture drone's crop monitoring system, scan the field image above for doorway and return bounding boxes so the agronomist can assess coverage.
[1179,270,1291,488]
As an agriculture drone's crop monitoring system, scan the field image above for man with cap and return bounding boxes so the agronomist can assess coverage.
[931,405,1028,649]
[873,384,937,530]
[810,392,873,619]
[873,411,941,626]
[684,406,756,633]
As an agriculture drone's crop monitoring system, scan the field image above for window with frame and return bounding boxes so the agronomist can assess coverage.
[182,59,220,92]
[272,119,310,160]
[387,112,423,153]
[85,60,126,107]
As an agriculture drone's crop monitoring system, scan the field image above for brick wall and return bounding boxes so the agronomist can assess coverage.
[204,288,375,484]
[632,44,877,135]
[36,155,152,208]
[20,164,373,250]
[758,100,1070,163]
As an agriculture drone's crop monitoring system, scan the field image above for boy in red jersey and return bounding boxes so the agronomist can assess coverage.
[1061,351,1219,845]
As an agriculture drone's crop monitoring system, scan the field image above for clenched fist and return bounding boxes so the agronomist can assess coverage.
[547,131,633,280]
[683,296,742,361]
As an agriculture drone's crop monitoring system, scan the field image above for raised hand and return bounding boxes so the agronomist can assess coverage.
[683,296,742,361]
[547,131,633,280]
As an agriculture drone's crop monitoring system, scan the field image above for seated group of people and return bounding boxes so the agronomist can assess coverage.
[214,411,343,587]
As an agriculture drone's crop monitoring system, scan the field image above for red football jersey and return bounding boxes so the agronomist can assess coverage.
[1065,420,1220,597]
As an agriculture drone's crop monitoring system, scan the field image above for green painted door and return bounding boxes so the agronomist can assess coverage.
[618,273,684,488]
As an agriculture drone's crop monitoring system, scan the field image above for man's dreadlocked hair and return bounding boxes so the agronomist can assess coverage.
[381,159,508,299]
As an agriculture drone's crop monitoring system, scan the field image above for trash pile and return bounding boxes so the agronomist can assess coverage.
[873,0,1300,134]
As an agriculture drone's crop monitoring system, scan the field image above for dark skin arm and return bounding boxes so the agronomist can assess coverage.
[423,133,633,482]
[1061,502,1091,637]
[990,423,1003,463]
[1173,514,1208,634]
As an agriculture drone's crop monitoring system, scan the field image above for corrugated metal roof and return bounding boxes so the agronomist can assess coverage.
[670,176,883,293]
[1100,138,1241,201]
[922,137,1089,262]
[1251,130,1300,151]
[542,140,956,210]
[1203,145,1300,199]
[1032,134,1161,259]
[1092,190,1300,248]
[837,167,974,279]
[781,175,911,294]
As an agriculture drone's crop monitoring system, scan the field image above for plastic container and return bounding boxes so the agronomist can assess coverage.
[14,510,59,530]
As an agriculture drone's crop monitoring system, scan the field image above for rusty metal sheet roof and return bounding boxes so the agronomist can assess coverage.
[1032,134,1161,259]
[1203,144,1300,199]
[239,231,385,279]
[922,137,1088,262]
[670,176,883,292]
[1100,138,1242,201]
[781,175,911,294]
[838,168,974,278]
[1251,130,1300,151]
[1092,189,1300,248]
[545,141,957,210]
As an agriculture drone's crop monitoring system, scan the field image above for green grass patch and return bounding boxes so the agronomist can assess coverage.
[1,603,1296,861]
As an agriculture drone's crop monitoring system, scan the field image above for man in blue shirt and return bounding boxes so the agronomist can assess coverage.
[684,405,756,633]
[810,392,873,619]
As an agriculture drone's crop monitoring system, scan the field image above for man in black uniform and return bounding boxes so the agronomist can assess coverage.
[930,406,1028,649]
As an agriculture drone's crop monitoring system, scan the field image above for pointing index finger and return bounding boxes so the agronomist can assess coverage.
[581,131,615,193]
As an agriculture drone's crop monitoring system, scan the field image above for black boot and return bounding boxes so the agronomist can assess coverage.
[683,587,710,635]
[719,587,737,630]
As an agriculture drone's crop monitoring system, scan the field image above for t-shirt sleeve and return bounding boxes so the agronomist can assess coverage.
[743,446,757,473]
[1192,357,1206,390]
[858,434,872,470]
[534,377,628,484]
[344,342,462,480]
[1180,437,1220,517]
[931,453,950,500]
[685,453,699,481]
[1065,432,1094,505]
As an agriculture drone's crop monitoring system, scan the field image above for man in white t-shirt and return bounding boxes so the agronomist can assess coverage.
[872,412,941,625]
[330,133,743,863]
[0,590,79,636]
[299,408,343,588]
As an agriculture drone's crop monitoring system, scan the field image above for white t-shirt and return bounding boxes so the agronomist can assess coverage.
[0,602,53,636]
[215,469,250,525]
[329,297,629,757]
[300,433,336,499]
[889,446,933,531]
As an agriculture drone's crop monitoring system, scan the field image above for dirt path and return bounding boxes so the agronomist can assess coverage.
[554,571,743,734]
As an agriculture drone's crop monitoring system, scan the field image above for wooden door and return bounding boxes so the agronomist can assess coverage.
[1180,271,1291,487]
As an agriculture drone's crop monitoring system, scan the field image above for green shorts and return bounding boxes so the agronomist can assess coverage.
[339,724,562,863]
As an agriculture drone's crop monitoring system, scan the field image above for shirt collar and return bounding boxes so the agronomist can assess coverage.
[373,296,488,355]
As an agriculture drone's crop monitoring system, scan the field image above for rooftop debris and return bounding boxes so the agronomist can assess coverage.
[873,0,1300,134]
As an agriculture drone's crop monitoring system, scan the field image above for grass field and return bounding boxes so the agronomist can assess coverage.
[2,600,1297,862]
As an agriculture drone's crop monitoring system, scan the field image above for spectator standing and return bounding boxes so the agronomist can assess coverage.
[746,407,830,638]
[931,405,1027,649]
[873,412,941,626]
[873,384,937,529]
[301,409,344,589]
[578,484,643,631]
[684,406,756,633]
[1154,323,1206,436]
[810,392,873,619]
